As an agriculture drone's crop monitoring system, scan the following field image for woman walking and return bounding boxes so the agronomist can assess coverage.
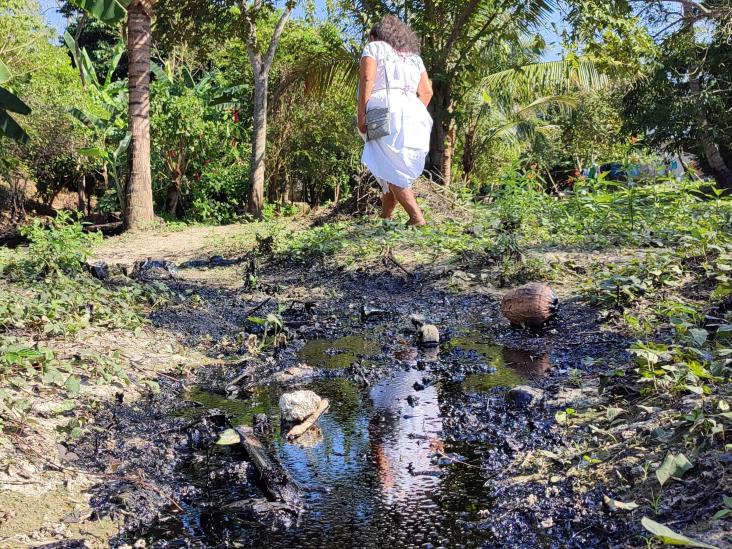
[357,16,433,226]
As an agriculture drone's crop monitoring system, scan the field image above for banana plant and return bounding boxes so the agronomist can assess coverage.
[0,59,31,143]
[70,0,130,25]
[65,32,130,211]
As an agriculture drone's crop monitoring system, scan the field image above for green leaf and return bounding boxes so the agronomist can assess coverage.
[712,509,731,520]
[65,375,81,396]
[51,400,76,415]
[0,110,29,143]
[656,453,693,486]
[141,379,160,393]
[79,146,108,159]
[0,87,30,115]
[216,428,240,445]
[42,367,66,386]
[0,60,10,84]
[641,517,716,547]
[69,108,106,131]
[70,0,130,25]
[689,328,708,347]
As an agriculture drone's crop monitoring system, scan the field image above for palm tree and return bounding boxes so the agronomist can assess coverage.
[458,58,609,180]
[125,0,155,229]
[67,0,155,229]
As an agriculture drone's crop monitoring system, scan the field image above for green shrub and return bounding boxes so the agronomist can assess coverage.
[15,211,101,278]
[189,161,248,224]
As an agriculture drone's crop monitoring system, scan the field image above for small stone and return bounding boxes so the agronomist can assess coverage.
[279,390,322,422]
[540,517,554,529]
[132,258,178,280]
[88,261,108,280]
[361,304,387,320]
[407,395,419,407]
[272,364,315,383]
[406,314,425,332]
[506,385,545,410]
[418,324,440,347]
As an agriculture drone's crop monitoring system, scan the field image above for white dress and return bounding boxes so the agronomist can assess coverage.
[361,41,433,192]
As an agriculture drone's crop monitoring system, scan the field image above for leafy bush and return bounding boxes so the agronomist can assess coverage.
[189,161,248,223]
[14,211,101,278]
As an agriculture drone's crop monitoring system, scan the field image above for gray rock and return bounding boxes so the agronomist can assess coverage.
[361,304,386,320]
[279,390,322,422]
[506,385,545,410]
[405,314,425,332]
[88,261,109,280]
[418,324,440,347]
[132,258,178,280]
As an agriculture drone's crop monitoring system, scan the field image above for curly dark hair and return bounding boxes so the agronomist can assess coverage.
[369,15,420,54]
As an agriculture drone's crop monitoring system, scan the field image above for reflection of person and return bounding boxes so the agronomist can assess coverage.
[357,16,433,226]
[368,369,443,504]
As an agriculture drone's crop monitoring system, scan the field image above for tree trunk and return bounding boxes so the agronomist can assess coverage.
[248,74,268,219]
[462,128,476,181]
[426,79,453,185]
[244,6,292,219]
[78,174,86,213]
[167,176,181,216]
[124,0,155,230]
[689,77,732,189]
[682,6,732,189]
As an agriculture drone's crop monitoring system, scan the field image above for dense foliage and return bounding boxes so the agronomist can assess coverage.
[1,0,730,223]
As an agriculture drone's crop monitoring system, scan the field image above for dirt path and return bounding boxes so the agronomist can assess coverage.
[93,223,258,265]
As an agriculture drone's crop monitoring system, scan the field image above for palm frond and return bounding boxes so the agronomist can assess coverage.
[483,58,609,100]
[298,45,360,97]
[478,94,577,152]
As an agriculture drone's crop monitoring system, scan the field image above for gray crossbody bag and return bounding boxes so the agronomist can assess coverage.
[365,61,391,141]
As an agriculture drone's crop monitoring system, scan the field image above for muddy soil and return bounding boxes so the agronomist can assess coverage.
[64,254,632,548]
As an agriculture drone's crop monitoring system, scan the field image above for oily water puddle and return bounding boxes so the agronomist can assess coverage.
[134,331,551,548]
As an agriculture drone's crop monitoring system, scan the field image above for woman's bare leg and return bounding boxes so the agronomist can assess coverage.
[388,184,425,226]
[381,190,397,219]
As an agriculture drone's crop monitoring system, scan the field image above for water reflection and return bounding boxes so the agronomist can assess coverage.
[369,369,443,505]
[155,351,496,546]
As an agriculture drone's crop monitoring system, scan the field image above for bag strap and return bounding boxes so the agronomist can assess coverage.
[380,58,391,111]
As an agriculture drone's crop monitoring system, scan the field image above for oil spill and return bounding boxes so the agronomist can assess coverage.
[139,360,495,547]
[298,334,381,369]
[446,330,551,391]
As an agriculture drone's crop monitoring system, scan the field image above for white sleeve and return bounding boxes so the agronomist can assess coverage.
[361,41,380,60]
[416,56,426,73]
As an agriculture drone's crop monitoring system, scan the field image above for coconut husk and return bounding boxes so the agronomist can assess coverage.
[501,282,559,329]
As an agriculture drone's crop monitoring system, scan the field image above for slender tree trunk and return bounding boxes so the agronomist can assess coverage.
[248,74,268,218]
[462,128,476,180]
[167,176,181,216]
[426,79,453,185]
[682,6,732,189]
[244,6,293,219]
[124,0,155,230]
[689,78,732,188]
[78,174,86,213]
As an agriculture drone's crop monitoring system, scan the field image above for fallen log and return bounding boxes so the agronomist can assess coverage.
[287,398,329,441]
[233,425,301,507]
